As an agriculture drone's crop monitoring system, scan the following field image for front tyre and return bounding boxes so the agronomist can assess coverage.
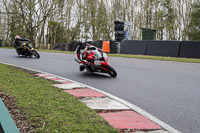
[32,50,40,58]
[106,65,117,77]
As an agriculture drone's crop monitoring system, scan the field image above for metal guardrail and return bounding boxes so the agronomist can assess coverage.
[0,98,20,133]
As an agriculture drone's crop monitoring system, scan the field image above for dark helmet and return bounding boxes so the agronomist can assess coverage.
[79,42,86,49]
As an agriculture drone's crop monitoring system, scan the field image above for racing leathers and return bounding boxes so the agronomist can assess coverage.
[13,38,29,55]
[75,43,103,71]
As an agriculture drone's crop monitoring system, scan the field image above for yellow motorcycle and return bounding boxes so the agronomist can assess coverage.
[17,42,40,58]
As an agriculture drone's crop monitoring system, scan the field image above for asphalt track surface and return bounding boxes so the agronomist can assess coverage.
[0,48,200,133]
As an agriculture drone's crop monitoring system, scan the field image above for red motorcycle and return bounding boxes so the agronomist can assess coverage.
[75,49,117,78]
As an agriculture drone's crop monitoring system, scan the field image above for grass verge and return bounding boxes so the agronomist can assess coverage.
[107,53,200,63]
[1,47,200,63]
[0,63,118,133]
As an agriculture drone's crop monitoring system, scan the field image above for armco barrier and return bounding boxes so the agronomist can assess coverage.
[93,40,117,53]
[0,98,20,133]
[53,43,68,51]
[54,40,200,59]
[68,42,73,51]
[146,41,180,57]
[110,40,117,53]
[72,42,79,51]
[120,40,147,55]
[179,41,200,58]
[93,40,103,49]
[67,41,79,51]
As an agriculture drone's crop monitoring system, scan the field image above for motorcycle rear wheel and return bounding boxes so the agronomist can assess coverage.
[106,65,117,77]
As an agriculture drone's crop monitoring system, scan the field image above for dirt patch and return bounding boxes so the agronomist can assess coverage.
[9,66,38,75]
[0,92,35,133]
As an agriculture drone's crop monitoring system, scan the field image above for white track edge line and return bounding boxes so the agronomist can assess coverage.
[0,61,181,133]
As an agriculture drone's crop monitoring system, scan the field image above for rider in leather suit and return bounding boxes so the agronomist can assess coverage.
[13,35,29,55]
[75,42,103,71]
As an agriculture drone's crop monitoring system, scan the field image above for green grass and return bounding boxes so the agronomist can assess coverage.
[0,64,118,133]
[107,53,200,63]
[0,46,14,49]
[1,47,200,63]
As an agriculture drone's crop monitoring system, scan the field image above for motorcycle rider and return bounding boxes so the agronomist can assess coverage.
[75,41,103,71]
[13,35,30,55]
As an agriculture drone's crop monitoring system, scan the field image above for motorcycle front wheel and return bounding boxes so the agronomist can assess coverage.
[106,65,117,77]
[32,50,40,58]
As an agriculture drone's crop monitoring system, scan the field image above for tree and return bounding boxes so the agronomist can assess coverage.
[48,21,60,49]
[9,0,39,47]
[162,0,177,40]
[38,0,56,49]
[1,0,13,45]
[187,1,200,40]
[1,0,200,47]
[96,0,111,40]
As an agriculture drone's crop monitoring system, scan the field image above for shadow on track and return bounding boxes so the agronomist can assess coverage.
[78,72,114,79]
[14,56,38,59]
